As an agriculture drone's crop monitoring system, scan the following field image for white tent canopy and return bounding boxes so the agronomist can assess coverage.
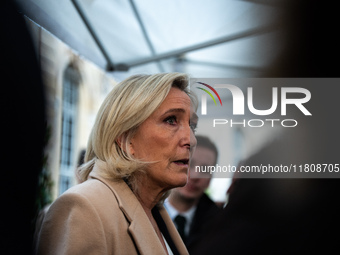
[15,0,283,81]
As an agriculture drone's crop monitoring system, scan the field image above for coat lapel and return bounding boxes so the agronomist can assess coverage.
[89,167,167,255]
[127,203,166,255]
[159,207,189,255]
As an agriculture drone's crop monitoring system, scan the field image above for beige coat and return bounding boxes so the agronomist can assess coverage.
[36,167,188,255]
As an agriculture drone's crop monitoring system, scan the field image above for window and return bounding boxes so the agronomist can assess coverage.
[59,64,80,195]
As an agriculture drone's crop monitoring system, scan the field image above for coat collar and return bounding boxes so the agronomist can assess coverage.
[89,160,188,255]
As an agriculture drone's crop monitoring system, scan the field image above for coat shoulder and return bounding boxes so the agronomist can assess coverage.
[37,179,137,254]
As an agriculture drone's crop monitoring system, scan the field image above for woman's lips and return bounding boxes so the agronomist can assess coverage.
[173,159,189,166]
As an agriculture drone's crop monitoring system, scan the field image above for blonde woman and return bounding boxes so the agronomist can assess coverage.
[37,73,198,255]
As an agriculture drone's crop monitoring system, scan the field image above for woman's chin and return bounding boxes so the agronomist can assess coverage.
[174,174,188,188]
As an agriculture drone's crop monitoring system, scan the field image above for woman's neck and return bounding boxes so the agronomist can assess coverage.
[133,174,166,211]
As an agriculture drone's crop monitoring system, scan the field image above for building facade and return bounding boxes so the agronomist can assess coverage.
[26,18,117,200]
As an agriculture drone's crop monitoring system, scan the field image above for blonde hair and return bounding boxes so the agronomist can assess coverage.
[78,73,197,189]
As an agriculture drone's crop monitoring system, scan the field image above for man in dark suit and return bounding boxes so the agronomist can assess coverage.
[165,135,222,253]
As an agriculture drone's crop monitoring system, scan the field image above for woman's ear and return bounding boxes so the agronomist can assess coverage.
[116,135,122,148]
[116,133,134,155]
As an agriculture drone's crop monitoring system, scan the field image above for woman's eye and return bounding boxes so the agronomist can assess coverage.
[164,116,177,125]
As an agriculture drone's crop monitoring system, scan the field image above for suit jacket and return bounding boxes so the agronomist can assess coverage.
[37,165,188,255]
[186,193,222,253]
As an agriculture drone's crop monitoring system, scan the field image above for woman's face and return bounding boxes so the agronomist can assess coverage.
[130,87,197,191]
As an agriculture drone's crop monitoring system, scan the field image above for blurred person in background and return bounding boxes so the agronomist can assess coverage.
[0,1,46,254]
[165,135,222,253]
[36,73,198,255]
[75,148,86,183]
[190,1,340,255]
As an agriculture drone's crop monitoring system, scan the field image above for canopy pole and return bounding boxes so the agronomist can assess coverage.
[129,0,164,72]
[71,0,115,71]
